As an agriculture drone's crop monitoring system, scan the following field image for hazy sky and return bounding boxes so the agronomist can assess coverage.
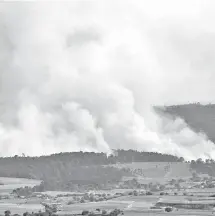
[0,1,215,159]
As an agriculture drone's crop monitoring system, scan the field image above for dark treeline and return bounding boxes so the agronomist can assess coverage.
[190,158,215,176]
[114,150,184,162]
[0,149,182,167]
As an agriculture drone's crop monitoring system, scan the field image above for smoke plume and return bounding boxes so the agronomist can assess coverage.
[0,1,215,160]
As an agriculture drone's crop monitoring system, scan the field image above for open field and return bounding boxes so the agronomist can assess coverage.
[1,178,215,216]
[0,163,199,215]
[0,177,41,194]
[39,191,85,197]
[125,209,215,216]
[0,203,43,215]
[0,150,214,215]
[0,178,41,185]
[112,162,192,184]
[61,201,129,211]
[0,177,43,214]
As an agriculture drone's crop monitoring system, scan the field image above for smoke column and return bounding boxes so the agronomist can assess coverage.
[1,1,215,160]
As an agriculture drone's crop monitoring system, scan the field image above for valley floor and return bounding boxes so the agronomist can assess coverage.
[0,162,215,216]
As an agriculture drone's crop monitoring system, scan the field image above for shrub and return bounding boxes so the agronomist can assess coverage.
[80,199,85,203]
[165,207,173,212]
[82,210,89,215]
[133,190,138,196]
[5,211,11,216]
[67,200,75,205]
[102,210,107,215]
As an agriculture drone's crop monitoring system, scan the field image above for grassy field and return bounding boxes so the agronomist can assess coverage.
[125,209,215,216]
[111,194,215,215]
[59,201,129,214]
[0,177,41,185]
[0,203,43,215]
[113,162,192,184]
[0,177,41,194]
[0,177,43,214]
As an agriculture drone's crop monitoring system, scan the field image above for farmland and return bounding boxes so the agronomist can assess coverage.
[0,149,214,216]
[0,162,213,216]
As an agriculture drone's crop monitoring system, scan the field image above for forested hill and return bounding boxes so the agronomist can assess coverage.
[0,150,183,180]
[155,103,215,143]
[0,103,214,185]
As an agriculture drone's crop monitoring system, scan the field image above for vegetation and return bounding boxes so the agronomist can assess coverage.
[1,208,124,216]
[0,150,184,192]
[165,207,173,212]
[190,159,215,177]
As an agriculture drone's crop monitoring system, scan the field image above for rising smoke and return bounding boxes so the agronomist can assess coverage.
[0,1,215,160]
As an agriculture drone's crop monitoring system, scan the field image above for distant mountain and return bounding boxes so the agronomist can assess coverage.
[155,103,215,144]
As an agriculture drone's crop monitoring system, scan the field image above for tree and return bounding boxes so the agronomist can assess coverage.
[89,195,95,202]
[178,157,184,162]
[206,159,211,164]
[190,159,196,165]
[133,190,138,196]
[102,210,107,215]
[192,172,199,180]
[80,198,85,203]
[169,179,176,185]
[196,158,203,164]
[165,207,173,212]
[5,211,11,216]
[82,211,89,215]
[160,185,165,191]
[175,183,181,189]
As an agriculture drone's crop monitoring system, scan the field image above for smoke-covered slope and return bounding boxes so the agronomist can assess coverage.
[156,103,215,143]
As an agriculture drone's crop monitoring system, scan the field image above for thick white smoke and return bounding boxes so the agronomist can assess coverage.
[0,1,215,160]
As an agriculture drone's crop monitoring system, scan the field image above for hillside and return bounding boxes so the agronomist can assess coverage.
[0,150,183,191]
[156,103,215,143]
[0,103,214,191]
[0,150,182,179]
[112,162,192,183]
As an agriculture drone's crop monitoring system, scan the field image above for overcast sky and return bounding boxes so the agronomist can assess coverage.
[1,0,215,106]
[0,1,215,158]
